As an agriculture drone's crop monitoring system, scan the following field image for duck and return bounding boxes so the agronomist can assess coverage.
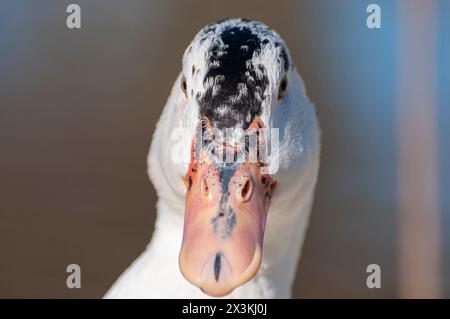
[105,18,320,298]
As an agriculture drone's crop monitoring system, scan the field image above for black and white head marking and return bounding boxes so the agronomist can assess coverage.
[182,18,291,131]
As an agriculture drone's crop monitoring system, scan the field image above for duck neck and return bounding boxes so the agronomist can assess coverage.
[258,186,316,294]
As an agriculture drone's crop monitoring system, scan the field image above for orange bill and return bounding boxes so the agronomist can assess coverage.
[179,121,275,297]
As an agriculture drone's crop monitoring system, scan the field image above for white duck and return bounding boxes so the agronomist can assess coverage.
[105,18,320,298]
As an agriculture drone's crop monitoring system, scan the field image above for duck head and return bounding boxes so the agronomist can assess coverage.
[175,19,294,296]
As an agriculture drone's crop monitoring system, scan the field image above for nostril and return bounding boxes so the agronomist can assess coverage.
[202,178,211,200]
[187,176,193,191]
[239,179,253,202]
[242,180,250,198]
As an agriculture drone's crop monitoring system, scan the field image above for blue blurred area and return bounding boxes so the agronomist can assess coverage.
[438,0,450,297]
[294,0,398,297]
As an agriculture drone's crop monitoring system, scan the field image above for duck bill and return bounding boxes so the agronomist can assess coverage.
[179,157,273,297]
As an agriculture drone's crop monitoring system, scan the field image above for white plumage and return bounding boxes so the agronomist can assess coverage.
[105,18,320,298]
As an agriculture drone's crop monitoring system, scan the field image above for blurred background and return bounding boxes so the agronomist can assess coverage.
[0,0,448,298]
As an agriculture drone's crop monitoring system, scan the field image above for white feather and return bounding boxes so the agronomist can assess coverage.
[105,19,320,298]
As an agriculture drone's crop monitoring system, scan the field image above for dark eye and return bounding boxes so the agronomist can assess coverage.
[181,75,187,95]
[278,75,288,100]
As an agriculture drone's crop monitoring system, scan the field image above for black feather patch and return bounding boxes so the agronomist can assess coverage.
[214,252,222,281]
[199,25,269,130]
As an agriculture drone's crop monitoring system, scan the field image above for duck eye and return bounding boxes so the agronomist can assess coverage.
[278,75,288,100]
[181,76,187,95]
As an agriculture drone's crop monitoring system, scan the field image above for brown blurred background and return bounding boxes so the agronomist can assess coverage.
[0,0,448,298]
